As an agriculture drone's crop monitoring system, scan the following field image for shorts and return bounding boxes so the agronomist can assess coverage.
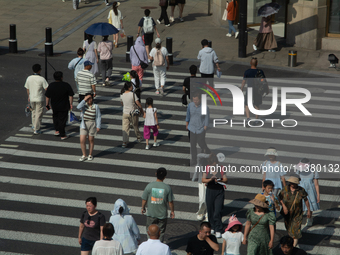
[177,0,185,4]
[81,237,96,251]
[144,125,159,139]
[144,33,154,46]
[80,121,97,136]
[169,0,178,6]
[244,91,262,107]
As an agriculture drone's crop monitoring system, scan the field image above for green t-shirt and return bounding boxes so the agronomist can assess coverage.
[142,181,174,219]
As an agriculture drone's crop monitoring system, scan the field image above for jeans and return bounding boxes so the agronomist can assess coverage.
[159,2,170,25]
[228,20,237,34]
[100,58,112,81]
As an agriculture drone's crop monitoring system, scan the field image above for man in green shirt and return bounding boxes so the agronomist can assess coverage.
[141,168,175,242]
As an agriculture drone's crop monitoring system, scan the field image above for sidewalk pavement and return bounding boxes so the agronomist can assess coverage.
[1,0,340,76]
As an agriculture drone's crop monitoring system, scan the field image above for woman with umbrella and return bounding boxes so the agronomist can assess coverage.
[83,34,99,76]
[253,3,280,52]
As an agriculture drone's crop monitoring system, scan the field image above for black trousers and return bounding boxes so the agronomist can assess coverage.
[206,188,224,233]
[52,110,68,137]
[189,131,210,165]
[159,2,170,25]
[201,73,214,78]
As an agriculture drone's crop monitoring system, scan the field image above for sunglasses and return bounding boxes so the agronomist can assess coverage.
[252,57,257,59]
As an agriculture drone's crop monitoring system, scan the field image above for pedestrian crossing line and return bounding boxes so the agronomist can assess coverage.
[0,144,18,148]
[325,90,340,95]
[16,127,340,162]
[330,239,340,244]
[0,193,338,238]
[1,162,339,217]
[0,252,33,255]
[14,133,33,137]
[298,244,340,255]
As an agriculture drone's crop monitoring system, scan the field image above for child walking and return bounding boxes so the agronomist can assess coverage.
[262,180,280,217]
[143,97,160,149]
[221,215,244,255]
[296,158,320,227]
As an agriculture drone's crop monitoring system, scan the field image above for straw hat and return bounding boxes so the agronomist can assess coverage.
[249,194,268,208]
[287,176,300,184]
[225,215,243,232]
[264,148,278,156]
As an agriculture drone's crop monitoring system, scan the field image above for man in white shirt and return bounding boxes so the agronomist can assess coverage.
[136,224,171,255]
[24,64,49,134]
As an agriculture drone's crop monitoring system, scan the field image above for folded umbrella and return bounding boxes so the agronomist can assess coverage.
[258,2,281,17]
[85,22,119,36]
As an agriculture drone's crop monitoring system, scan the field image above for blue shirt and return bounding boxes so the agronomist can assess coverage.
[185,102,209,134]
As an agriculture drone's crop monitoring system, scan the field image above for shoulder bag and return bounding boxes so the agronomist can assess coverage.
[248,214,264,234]
[131,92,143,117]
[133,46,148,69]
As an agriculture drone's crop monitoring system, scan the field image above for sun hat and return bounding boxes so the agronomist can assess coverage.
[216,153,225,163]
[249,194,268,208]
[265,148,278,156]
[113,1,120,7]
[225,215,243,232]
[155,38,161,44]
[287,176,300,184]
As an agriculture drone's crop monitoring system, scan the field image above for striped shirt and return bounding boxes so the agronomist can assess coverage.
[84,104,96,121]
[76,69,96,95]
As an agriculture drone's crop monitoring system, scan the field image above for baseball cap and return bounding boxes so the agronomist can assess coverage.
[155,38,161,44]
[84,60,94,66]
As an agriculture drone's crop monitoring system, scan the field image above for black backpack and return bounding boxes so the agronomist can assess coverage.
[254,69,269,97]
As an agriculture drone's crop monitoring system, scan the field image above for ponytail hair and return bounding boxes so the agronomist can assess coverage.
[86,34,93,44]
[145,97,154,110]
[156,43,161,50]
[121,82,133,95]
[118,206,124,215]
[112,1,118,15]
[130,70,140,88]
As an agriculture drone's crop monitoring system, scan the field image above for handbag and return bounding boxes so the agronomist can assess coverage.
[248,214,264,234]
[181,94,188,106]
[131,92,143,117]
[222,9,227,21]
[133,46,149,70]
[159,0,166,6]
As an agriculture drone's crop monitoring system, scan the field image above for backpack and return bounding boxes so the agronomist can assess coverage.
[153,49,165,66]
[143,16,154,34]
[254,69,269,97]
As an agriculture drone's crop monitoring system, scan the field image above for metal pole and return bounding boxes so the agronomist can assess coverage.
[208,0,211,15]
[45,52,48,80]
[9,24,18,53]
[126,36,133,62]
[238,0,247,58]
[45,27,53,56]
[166,37,173,65]
[208,40,212,48]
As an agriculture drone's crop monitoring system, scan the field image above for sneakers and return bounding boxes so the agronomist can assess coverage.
[235,32,239,38]
[226,33,232,37]
[156,19,161,24]
[153,142,160,147]
[165,24,171,27]
[145,145,150,150]
[61,136,68,140]
[268,49,276,52]
[102,83,106,86]
[87,155,93,161]
[180,17,184,22]
[211,230,215,234]
[160,88,164,95]
[33,130,41,135]
[170,16,174,22]
[79,155,87,162]
[54,131,60,136]
[204,213,209,222]
[215,232,222,238]
[253,44,257,51]
[155,90,160,95]
[122,143,127,148]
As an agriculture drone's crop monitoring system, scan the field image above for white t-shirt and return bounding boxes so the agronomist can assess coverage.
[24,74,49,102]
[144,108,157,126]
[92,239,123,255]
[222,231,244,255]
[120,92,139,115]
[136,239,171,255]
[108,9,123,30]
[149,47,169,67]
[131,78,142,91]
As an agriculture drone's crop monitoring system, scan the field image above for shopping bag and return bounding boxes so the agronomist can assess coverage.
[222,9,227,21]
[69,111,79,123]
[216,70,222,78]
[25,104,32,117]
[120,29,126,38]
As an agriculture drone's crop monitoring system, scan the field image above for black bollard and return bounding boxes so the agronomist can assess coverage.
[208,40,212,48]
[126,36,133,62]
[45,27,53,56]
[288,50,297,67]
[9,24,18,53]
[238,0,247,58]
[166,37,173,65]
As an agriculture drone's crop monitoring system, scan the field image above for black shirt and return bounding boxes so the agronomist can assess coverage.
[243,68,265,88]
[186,234,217,255]
[45,81,74,111]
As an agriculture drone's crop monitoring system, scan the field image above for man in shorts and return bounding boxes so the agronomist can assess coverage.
[77,93,101,161]
[137,9,160,60]
[240,58,266,123]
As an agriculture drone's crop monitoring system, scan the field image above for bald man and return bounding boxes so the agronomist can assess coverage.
[240,58,267,123]
[136,225,171,255]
